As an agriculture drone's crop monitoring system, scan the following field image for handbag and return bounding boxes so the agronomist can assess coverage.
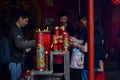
[70,48,84,69]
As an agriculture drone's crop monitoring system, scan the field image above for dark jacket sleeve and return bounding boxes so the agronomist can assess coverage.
[11,28,35,50]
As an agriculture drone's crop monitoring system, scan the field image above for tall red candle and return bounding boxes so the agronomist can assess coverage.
[43,31,51,52]
[36,31,45,71]
[43,31,51,70]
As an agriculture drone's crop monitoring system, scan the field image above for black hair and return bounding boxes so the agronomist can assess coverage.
[59,11,68,17]
[94,17,103,38]
[14,9,30,21]
[78,13,87,21]
[78,14,103,38]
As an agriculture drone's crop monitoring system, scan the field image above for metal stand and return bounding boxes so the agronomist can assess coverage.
[30,51,70,80]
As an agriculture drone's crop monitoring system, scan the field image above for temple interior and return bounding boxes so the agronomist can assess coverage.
[0,0,120,80]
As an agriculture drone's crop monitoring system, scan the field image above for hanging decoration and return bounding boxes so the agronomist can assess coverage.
[112,0,120,5]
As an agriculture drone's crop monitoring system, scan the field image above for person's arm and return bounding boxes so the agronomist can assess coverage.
[15,40,35,49]
[69,37,87,53]
[78,42,87,53]
[71,42,87,53]
[97,60,104,72]
[11,28,35,50]
[69,36,83,44]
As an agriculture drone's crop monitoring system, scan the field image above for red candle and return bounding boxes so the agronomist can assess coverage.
[54,26,59,36]
[45,51,49,70]
[58,36,63,50]
[52,35,59,51]
[60,26,67,35]
[36,31,45,71]
[43,32,51,52]
[43,31,51,70]
[63,32,69,52]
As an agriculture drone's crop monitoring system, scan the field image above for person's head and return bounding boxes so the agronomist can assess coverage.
[59,11,68,25]
[15,9,30,28]
[78,14,87,29]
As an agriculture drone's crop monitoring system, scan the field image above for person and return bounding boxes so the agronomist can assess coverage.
[69,14,105,80]
[0,31,11,80]
[95,18,105,80]
[95,60,105,80]
[53,11,76,74]
[58,11,75,36]
[8,9,36,80]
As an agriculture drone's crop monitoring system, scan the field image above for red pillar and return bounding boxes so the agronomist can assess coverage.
[88,0,94,80]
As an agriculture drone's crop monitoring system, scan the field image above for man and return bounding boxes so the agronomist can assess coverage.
[59,11,75,36]
[53,11,76,73]
[8,9,35,80]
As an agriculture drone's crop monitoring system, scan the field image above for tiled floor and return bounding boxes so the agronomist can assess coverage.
[0,63,11,80]
[104,60,120,80]
[0,61,120,80]
[105,70,120,80]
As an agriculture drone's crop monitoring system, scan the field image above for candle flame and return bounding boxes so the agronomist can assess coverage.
[46,27,48,31]
[38,28,41,32]
[43,29,45,32]
[51,43,53,48]
[45,51,48,54]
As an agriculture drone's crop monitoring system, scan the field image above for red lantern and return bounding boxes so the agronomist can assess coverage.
[112,0,120,5]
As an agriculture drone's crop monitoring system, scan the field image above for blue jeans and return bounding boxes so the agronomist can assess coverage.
[81,69,97,80]
[9,62,22,80]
